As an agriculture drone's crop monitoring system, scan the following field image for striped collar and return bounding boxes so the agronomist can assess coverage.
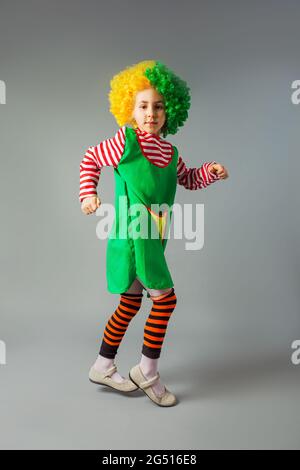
[136,127,162,140]
[134,126,174,167]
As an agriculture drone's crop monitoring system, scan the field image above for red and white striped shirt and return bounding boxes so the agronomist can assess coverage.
[79,126,220,202]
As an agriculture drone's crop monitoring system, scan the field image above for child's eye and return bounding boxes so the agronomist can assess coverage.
[139,105,164,109]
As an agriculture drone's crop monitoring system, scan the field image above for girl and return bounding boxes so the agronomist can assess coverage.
[79,60,229,407]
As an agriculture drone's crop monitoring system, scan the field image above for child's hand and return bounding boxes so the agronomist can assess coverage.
[208,163,229,180]
[81,196,101,215]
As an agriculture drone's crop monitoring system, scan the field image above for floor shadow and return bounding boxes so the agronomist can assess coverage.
[164,351,297,401]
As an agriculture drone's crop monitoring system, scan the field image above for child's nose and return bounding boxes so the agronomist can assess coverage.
[147,108,156,116]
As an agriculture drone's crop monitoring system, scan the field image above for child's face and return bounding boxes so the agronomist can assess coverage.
[131,88,166,136]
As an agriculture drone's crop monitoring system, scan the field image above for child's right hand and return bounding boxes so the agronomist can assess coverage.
[81,196,101,215]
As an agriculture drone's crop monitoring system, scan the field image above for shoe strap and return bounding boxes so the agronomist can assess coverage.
[140,372,160,390]
[103,364,117,378]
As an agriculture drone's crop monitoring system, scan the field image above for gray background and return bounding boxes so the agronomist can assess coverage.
[0,0,299,450]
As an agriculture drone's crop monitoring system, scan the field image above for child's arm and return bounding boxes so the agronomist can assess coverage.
[79,126,126,214]
[177,156,221,190]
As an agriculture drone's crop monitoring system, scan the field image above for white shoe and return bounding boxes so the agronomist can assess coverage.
[89,364,139,392]
[129,364,177,406]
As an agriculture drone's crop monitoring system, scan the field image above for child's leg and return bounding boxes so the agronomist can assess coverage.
[136,276,171,299]
[139,287,177,396]
[93,278,143,383]
[123,277,144,295]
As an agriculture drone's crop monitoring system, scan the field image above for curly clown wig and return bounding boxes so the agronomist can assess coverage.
[108,60,191,137]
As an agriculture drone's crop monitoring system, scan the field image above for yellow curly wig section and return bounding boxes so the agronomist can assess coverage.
[108,60,156,128]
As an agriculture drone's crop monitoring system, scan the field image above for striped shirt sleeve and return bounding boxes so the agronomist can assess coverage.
[79,126,126,202]
[177,156,220,190]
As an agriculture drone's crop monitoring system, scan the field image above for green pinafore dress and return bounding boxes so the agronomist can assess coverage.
[106,127,179,295]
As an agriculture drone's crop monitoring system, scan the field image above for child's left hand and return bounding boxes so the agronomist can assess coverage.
[208,163,229,180]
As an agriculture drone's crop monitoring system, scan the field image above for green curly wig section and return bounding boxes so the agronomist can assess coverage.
[144,61,191,137]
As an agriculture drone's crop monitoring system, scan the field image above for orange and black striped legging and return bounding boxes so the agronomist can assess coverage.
[99,289,177,359]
